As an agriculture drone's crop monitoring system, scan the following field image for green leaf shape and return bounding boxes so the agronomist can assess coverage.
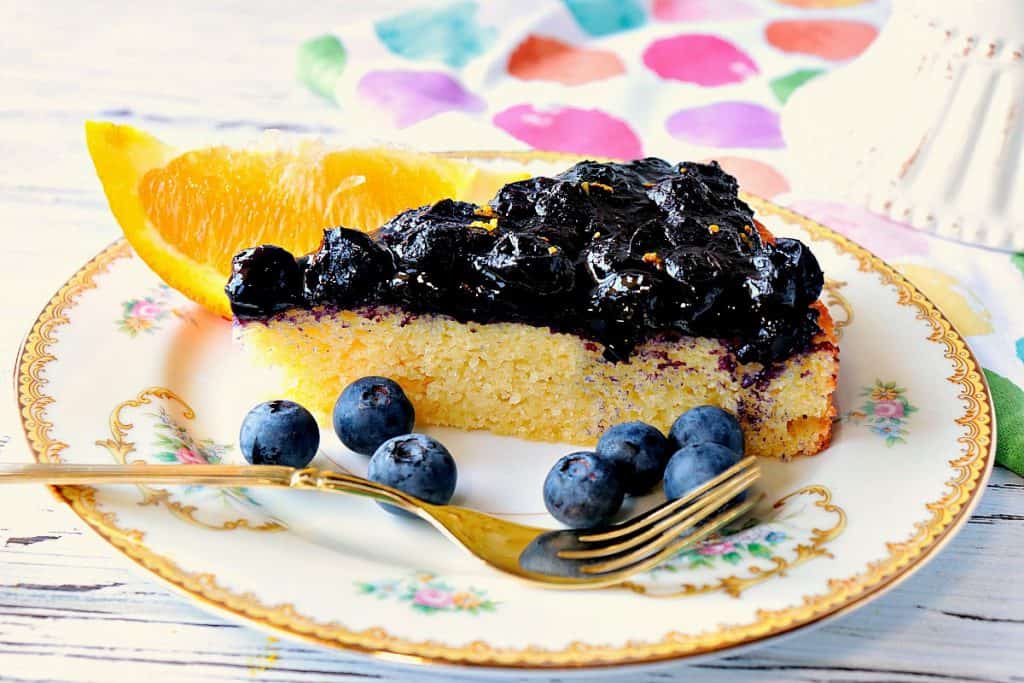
[297,35,347,100]
[747,543,773,558]
[983,369,1024,475]
[722,552,743,565]
[1012,253,1024,277]
[770,68,825,104]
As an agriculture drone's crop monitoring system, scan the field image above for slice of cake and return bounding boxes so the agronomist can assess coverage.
[227,159,838,459]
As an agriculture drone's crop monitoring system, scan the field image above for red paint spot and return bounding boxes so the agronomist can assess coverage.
[706,156,790,198]
[493,105,643,159]
[643,34,758,86]
[507,35,625,85]
[765,20,877,61]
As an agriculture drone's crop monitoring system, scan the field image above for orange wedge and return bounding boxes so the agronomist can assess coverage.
[86,121,527,318]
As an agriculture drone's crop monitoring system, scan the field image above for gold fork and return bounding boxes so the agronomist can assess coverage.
[0,456,760,589]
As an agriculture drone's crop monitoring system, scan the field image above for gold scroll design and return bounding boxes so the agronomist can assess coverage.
[95,387,283,532]
[623,485,845,598]
[823,279,854,339]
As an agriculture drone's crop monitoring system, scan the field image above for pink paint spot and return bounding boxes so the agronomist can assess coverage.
[666,102,783,148]
[787,200,930,259]
[707,156,789,198]
[493,105,643,159]
[652,0,758,22]
[643,34,758,86]
[507,35,625,85]
[765,20,878,61]
[357,70,485,128]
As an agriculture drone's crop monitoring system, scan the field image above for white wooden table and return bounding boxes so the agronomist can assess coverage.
[1,2,1022,681]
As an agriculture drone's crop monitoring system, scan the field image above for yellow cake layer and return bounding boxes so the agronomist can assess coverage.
[238,306,838,459]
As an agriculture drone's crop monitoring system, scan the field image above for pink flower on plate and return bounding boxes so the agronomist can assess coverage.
[413,587,453,609]
[131,300,163,320]
[175,446,206,464]
[873,400,905,419]
[698,541,736,556]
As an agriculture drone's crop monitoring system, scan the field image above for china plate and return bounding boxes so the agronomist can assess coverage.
[15,154,994,674]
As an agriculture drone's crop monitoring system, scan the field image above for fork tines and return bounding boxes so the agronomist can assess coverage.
[556,456,761,573]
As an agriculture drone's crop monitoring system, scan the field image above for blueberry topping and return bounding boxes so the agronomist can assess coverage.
[302,227,395,306]
[333,376,415,456]
[225,245,303,319]
[595,421,671,494]
[771,237,824,308]
[663,442,744,501]
[542,452,625,528]
[368,433,457,515]
[229,159,826,365]
[471,232,576,307]
[239,400,319,468]
[669,405,745,454]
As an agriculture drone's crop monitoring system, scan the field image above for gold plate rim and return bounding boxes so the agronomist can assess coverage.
[14,153,995,670]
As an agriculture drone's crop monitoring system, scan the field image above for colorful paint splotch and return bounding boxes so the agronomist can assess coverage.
[983,368,1024,474]
[666,102,783,148]
[708,156,790,198]
[775,0,871,7]
[296,35,347,100]
[787,200,931,261]
[375,2,496,68]
[358,70,485,128]
[765,19,878,61]
[769,68,825,104]
[507,35,625,85]
[643,34,758,86]
[562,0,646,37]
[652,0,759,22]
[493,104,643,159]
[896,264,994,337]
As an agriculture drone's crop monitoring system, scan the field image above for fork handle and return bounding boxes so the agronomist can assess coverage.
[0,463,421,511]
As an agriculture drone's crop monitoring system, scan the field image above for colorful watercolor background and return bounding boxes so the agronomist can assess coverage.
[298,0,1024,475]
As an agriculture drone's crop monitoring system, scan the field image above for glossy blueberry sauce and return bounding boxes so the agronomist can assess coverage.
[226,159,824,364]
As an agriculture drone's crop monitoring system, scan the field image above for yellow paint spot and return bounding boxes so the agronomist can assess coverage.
[897,264,993,336]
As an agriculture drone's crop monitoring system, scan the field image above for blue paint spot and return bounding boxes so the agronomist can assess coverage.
[1016,337,1024,364]
[563,0,647,37]
[374,2,495,69]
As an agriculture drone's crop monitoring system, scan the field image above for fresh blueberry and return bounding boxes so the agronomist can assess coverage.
[669,405,744,454]
[368,434,457,515]
[663,442,743,502]
[543,452,625,528]
[239,400,319,468]
[595,421,671,495]
[333,377,415,456]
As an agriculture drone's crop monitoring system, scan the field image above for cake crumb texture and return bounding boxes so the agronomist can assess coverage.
[239,306,837,459]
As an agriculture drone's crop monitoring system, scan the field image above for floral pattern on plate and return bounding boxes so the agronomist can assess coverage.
[655,521,789,570]
[117,285,181,336]
[149,406,261,508]
[627,485,846,597]
[96,387,283,532]
[843,380,917,446]
[356,572,499,615]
